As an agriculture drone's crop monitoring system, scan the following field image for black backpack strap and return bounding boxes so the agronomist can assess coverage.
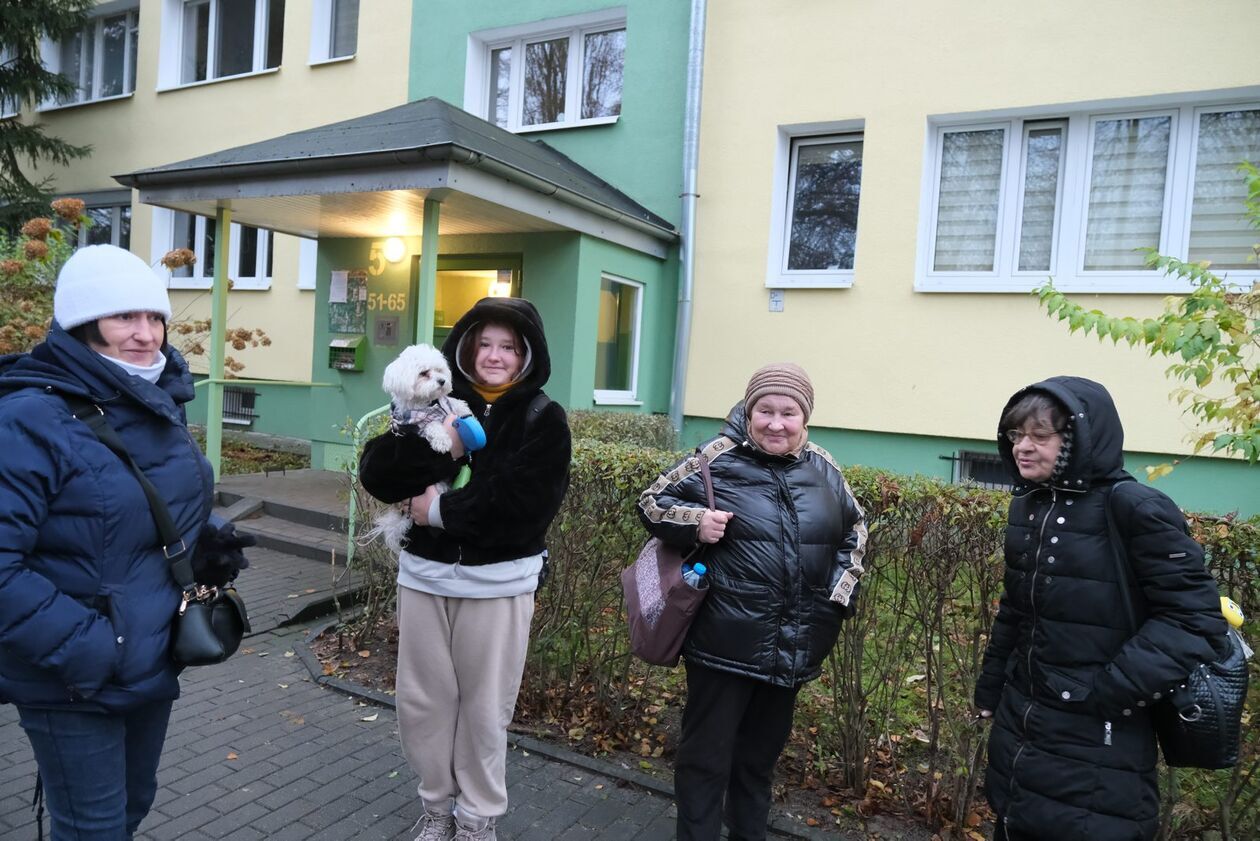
[62,395,195,590]
[523,391,553,434]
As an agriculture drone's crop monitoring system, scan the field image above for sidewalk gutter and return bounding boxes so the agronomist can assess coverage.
[296,620,835,841]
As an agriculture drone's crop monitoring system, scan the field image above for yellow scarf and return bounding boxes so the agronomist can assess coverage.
[473,381,513,404]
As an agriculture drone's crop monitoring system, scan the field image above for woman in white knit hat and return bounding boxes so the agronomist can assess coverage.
[637,363,868,841]
[0,245,250,839]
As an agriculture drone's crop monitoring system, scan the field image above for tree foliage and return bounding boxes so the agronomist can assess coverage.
[1036,163,1260,476]
[0,0,93,227]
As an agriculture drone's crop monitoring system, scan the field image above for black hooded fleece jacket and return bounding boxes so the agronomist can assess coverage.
[358,297,571,566]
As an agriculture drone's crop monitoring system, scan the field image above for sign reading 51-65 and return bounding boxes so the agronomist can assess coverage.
[368,292,407,312]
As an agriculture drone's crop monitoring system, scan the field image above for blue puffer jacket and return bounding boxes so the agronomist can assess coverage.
[0,326,214,712]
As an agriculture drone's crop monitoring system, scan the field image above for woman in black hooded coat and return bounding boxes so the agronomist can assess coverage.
[975,376,1227,841]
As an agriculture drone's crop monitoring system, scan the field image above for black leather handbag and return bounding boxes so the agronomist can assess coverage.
[1104,483,1250,769]
[66,397,249,666]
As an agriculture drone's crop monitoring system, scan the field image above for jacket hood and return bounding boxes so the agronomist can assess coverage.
[997,375,1130,494]
[442,297,551,399]
[0,323,196,418]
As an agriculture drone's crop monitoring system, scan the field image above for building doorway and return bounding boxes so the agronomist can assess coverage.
[431,255,522,348]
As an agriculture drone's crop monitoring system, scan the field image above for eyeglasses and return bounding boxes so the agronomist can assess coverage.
[1004,428,1062,445]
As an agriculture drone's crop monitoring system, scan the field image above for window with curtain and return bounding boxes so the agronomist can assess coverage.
[329,0,359,59]
[933,128,1005,272]
[920,99,1260,292]
[1189,108,1260,268]
[594,276,642,401]
[1083,115,1172,270]
[477,15,626,132]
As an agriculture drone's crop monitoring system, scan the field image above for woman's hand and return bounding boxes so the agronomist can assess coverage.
[442,415,466,460]
[409,485,442,525]
[697,509,733,544]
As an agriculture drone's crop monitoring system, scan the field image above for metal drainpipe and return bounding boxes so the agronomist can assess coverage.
[669,0,708,438]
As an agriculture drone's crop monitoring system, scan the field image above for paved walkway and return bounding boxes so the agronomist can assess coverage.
[0,548,685,840]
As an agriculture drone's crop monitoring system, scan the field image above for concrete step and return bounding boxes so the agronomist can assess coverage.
[216,491,350,534]
[229,511,348,565]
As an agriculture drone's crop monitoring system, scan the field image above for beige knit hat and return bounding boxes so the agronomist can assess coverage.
[744,362,814,423]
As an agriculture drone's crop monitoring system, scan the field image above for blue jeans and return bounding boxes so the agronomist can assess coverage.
[17,699,173,841]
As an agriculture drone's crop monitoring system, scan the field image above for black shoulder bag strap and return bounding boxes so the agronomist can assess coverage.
[63,395,196,592]
[1103,480,1143,636]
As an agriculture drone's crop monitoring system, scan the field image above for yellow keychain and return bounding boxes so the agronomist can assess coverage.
[1221,596,1245,629]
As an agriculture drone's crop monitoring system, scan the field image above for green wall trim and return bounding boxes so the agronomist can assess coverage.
[681,415,1260,517]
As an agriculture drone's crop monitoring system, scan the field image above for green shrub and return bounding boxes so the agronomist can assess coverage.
[568,409,677,450]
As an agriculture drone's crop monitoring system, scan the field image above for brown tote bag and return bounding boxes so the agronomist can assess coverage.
[622,454,715,666]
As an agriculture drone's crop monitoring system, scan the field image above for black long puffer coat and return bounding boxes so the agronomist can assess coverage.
[975,377,1227,841]
[638,403,866,687]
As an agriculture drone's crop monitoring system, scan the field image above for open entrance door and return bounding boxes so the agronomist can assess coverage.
[430,255,522,348]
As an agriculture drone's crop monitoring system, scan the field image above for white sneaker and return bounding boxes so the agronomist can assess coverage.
[411,808,456,841]
[452,816,496,841]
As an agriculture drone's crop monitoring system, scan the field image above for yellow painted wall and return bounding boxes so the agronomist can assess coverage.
[24,1,414,380]
[692,0,1260,456]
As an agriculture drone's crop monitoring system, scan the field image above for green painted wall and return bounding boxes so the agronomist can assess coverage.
[407,0,690,225]
[682,414,1260,517]
[304,232,672,468]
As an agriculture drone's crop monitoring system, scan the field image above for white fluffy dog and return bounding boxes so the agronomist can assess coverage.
[365,344,471,553]
[381,343,470,451]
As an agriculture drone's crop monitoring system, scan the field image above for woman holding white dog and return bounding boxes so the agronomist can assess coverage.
[361,297,571,841]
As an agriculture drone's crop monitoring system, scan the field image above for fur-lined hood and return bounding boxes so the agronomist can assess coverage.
[997,375,1131,494]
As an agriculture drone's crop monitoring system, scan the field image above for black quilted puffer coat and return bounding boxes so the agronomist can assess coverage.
[638,403,866,687]
[975,377,1227,841]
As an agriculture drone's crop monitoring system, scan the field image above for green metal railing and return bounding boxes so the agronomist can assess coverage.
[345,402,392,565]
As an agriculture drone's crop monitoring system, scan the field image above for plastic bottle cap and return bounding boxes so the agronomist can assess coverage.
[693,563,707,576]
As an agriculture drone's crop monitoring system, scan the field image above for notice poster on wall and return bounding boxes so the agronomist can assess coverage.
[328,269,368,334]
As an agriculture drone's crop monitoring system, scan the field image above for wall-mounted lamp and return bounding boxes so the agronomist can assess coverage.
[383,237,406,263]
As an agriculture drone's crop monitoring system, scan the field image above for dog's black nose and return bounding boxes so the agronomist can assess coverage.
[437,377,446,387]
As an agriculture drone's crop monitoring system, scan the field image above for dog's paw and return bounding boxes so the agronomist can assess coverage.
[422,421,453,453]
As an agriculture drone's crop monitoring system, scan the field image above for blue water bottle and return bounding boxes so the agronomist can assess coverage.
[682,561,708,589]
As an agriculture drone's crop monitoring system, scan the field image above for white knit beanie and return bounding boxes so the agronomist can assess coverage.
[53,245,172,330]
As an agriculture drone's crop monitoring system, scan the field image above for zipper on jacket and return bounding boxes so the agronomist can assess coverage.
[1026,489,1057,694]
[1104,720,1112,746]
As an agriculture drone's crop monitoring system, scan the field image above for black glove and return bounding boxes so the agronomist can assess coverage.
[191,518,256,587]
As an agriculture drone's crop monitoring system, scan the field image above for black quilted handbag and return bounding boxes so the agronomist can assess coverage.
[1104,484,1251,769]
[1150,628,1250,768]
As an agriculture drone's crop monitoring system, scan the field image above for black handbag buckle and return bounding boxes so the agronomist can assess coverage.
[163,539,187,559]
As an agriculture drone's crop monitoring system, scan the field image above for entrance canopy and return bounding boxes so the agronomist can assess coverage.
[114,96,677,257]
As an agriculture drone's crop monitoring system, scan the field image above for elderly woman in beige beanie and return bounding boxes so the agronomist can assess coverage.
[638,363,867,841]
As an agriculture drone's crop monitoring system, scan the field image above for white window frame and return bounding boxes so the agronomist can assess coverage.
[39,4,138,112]
[157,0,282,90]
[916,90,1260,294]
[464,7,627,134]
[309,0,357,65]
[152,208,272,291]
[76,197,133,249]
[765,120,865,288]
[593,273,643,406]
[297,237,318,289]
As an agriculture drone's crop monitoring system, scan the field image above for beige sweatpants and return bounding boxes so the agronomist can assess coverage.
[395,586,534,821]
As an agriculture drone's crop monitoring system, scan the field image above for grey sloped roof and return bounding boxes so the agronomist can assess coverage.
[118,96,675,235]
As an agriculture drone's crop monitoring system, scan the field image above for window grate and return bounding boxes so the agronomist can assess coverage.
[942,450,1012,490]
[223,385,258,426]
